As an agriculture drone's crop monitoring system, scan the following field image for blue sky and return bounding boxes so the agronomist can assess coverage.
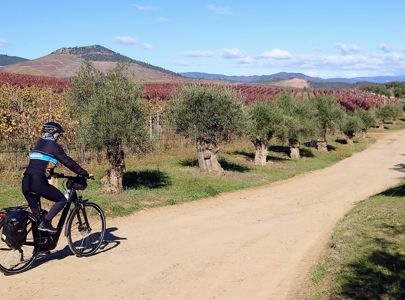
[1,1,405,78]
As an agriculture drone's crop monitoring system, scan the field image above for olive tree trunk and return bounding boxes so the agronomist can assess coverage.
[316,137,328,152]
[359,129,367,139]
[196,139,224,175]
[345,132,355,145]
[289,139,300,159]
[101,143,125,193]
[253,138,268,166]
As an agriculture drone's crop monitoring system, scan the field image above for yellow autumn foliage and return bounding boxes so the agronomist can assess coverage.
[0,84,78,150]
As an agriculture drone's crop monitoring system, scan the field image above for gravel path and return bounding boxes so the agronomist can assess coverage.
[2,130,405,300]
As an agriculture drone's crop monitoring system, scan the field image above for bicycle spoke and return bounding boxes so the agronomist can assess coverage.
[67,202,105,256]
[0,215,40,274]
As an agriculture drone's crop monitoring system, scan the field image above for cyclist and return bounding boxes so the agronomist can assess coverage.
[22,122,92,233]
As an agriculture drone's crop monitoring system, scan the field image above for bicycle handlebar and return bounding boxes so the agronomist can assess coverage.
[51,172,94,180]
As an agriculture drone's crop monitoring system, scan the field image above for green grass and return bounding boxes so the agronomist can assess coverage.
[309,183,405,300]
[1,122,404,218]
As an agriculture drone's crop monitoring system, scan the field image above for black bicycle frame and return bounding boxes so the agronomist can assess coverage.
[38,187,79,249]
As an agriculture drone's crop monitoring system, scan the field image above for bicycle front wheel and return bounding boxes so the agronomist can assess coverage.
[0,213,40,275]
[66,202,106,257]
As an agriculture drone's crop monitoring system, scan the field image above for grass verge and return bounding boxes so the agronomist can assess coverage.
[309,182,405,299]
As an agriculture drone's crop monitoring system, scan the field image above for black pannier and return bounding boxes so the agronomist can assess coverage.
[1,208,29,249]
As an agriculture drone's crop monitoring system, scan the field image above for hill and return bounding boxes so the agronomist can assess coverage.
[0,54,28,66]
[270,78,309,89]
[3,45,184,82]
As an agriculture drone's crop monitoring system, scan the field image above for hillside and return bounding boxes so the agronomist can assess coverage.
[3,45,184,82]
[0,54,28,66]
[270,78,309,89]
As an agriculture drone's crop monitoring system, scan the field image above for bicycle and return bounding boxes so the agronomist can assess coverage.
[0,174,106,275]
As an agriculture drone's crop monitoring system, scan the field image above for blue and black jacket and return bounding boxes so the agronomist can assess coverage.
[24,137,89,178]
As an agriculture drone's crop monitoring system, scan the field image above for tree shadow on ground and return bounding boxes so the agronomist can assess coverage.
[269,145,314,158]
[229,150,289,162]
[336,138,348,144]
[269,145,290,155]
[392,163,405,174]
[179,158,198,167]
[327,145,337,151]
[218,158,250,173]
[300,148,314,158]
[339,236,405,300]
[304,141,337,152]
[123,170,171,189]
[180,157,250,172]
[229,150,254,160]
[26,227,125,274]
[267,155,289,162]
[379,182,405,197]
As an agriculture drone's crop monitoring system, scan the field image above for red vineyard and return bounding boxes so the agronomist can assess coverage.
[143,83,393,110]
[0,72,395,110]
[0,72,69,92]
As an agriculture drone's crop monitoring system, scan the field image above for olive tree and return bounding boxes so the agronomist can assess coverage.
[340,114,364,145]
[248,100,283,165]
[375,104,402,128]
[313,95,344,151]
[170,85,245,175]
[274,93,320,159]
[353,108,377,138]
[67,63,147,193]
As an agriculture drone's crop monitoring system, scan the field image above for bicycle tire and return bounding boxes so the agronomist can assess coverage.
[0,213,41,275]
[66,202,106,257]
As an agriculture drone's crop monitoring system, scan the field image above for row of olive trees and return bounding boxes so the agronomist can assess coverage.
[67,62,403,193]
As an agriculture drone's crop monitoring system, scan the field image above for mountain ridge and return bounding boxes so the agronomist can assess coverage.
[0,54,28,66]
[181,72,405,84]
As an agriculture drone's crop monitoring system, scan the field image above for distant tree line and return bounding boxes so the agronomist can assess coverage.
[360,82,405,98]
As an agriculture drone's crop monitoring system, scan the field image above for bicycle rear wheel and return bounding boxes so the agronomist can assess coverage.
[66,202,106,257]
[0,213,40,275]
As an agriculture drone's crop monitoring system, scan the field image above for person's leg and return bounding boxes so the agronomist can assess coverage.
[39,184,67,221]
[22,174,41,216]
[28,175,67,232]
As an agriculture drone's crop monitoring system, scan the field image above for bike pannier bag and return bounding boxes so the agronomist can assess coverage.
[1,209,29,249]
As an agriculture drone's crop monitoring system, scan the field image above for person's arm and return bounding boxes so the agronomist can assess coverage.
[52,143,90,178]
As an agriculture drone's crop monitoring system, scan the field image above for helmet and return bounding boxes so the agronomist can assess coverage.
[42,122,65,134]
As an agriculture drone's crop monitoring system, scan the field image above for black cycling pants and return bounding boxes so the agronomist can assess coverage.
[22,174,67,221]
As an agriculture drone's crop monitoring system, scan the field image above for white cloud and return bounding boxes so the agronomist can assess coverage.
[114,36,153,49]
[131,4,154,11]
[258,48,293,59]
[336,43,362,55]
[222,48,245,59]
[0,38,9,46]
[220,47,405,77]
[156,17,169,23]
[379,43,392,53]
[182,50,215,57]
[208,4,232,15]
[236,56,256,64]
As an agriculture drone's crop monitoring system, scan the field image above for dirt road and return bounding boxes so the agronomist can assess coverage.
[2,130,405,300]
